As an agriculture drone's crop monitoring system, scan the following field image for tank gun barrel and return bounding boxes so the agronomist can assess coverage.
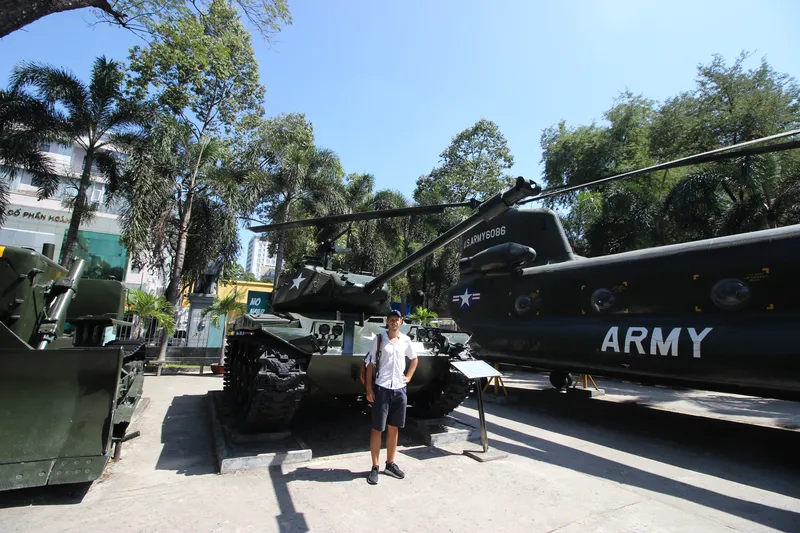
[33,257,86,349]
[363,176,541,293]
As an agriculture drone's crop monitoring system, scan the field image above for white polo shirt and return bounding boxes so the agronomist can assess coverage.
[364,331,418,390]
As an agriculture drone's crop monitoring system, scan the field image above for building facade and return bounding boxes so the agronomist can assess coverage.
[245,235,277,279]
[0,140,164,294]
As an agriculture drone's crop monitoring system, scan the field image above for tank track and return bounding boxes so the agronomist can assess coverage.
[224,338,308,432]
[410,365,473,419]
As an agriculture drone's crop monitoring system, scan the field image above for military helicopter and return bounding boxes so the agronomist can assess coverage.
[245,129,800,415]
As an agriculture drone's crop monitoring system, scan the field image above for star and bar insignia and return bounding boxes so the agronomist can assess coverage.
[453,288,481,308]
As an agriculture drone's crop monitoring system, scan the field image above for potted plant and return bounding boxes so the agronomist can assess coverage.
[201,290,248,374]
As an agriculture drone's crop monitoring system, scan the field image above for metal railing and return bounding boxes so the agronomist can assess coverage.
[114,310,225,350]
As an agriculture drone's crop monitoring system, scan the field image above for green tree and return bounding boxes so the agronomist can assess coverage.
[126,288,176,340]
[0,89,64,224]
[248,113,347,283]
[417,118,514,203]
[655,53,800,240]
[123,0,268,361]
[541,53,800,257]
[411,118,515,310]
[10,55,150,266]
[408,306,437,326]
[0,0,291,42]
[201,290,247,365]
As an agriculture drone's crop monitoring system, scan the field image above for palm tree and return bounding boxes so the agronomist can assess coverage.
[409,306,437,326]
[0,88,65,224]
[201,290,248,366]
[10,55,150,266]
[126,289,176,341]
[664,151,800,242]
[120,115,264,362]
[254,144,346,282]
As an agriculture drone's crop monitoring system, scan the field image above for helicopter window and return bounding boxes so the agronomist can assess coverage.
[591,289,615,313]
[711,278,751,311]
[514,295,532,314]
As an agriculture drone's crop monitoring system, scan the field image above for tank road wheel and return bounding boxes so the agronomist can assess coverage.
[549,371,573,390]
[409,366,473,419]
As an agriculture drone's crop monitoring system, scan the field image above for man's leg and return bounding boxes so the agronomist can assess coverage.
[386,425,398,463]
[368,386,388,485]
[383,388,407,479]
[370,429,382,466]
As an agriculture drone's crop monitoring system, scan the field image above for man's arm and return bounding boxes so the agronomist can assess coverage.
[365,337,378,402]
[365,362,375,401]
[404,339,418,383]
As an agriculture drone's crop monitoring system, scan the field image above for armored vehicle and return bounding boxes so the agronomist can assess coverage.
[449,130,800,399]
[227,176,541,431]
[0,246,146,491]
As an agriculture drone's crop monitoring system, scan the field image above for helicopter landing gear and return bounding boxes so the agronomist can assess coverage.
[549,371,573,390]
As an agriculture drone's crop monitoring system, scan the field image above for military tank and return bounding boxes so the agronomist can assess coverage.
[226,176,541,431]
[0,245,146,491]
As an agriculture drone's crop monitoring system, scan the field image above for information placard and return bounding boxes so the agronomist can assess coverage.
[451,360,502,380]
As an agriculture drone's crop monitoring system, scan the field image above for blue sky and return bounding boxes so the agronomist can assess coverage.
[1,0,797,267]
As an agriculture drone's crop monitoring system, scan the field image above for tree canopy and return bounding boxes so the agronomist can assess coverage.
[540,52,800,258]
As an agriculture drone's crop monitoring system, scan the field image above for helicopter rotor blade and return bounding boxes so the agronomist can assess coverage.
[248,199,481,232]
[517,129,800,205]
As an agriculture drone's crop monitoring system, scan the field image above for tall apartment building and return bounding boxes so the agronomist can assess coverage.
[245,235,277,279]
[0,139,165,294]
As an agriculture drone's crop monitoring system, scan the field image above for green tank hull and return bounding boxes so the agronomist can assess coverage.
[225,311,474,431]
[0,246,146,491]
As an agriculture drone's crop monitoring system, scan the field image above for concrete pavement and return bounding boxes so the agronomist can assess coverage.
[0,371,797,532]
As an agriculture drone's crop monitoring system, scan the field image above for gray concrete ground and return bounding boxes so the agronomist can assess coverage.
[0,370,798,533]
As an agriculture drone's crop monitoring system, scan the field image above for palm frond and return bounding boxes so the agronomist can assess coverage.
[10,62,90,125]
[89,56,125,122]
[201,290,248,328]
[127,288,176,335]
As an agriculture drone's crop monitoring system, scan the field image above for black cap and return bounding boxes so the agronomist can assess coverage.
[388,309,402,318]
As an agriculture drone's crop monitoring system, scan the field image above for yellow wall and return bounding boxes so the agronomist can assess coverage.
[217,280,274,303]
[178,280,274,308]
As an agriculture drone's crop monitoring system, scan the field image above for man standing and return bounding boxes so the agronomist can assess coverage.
[364,309,418,485]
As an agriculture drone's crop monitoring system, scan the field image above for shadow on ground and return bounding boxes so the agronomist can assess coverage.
[502,369,800,427]
[289,395,418,459]
[0,481,92,509]
[155,393,218,476]
[451,387,800,532]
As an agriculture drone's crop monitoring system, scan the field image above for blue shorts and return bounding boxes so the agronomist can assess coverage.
[372,385,407,431]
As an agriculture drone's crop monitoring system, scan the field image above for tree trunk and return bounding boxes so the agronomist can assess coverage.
[272,202,290,285]
[218,321,228,366]
[60,148,93,267]
[155,190,194,362]
[273,229,286,286]
[0,0,117,38]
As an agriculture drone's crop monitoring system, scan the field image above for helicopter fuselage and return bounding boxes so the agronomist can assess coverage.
[450,210,800,400]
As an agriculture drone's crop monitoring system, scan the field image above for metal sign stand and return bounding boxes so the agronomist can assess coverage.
[451,361,508,463]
